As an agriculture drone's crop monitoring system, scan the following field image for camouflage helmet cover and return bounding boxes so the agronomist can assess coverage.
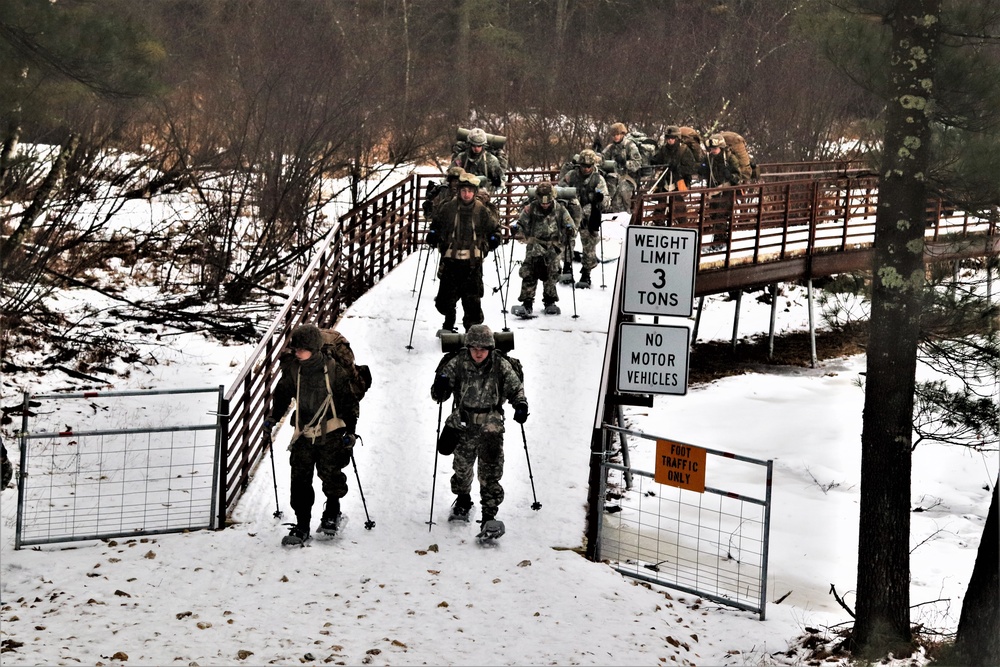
[290,324,324,352]
[535,181,554,205]
[458,172,480,188]
[465,324,495,349]
[577,149,599,166]
[610,122,628,135]
[665,125,681,138]
[446,166,464,180]
[467,128,488,146]
[708,134,727,148]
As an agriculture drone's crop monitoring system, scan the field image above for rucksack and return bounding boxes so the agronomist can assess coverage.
[719,131,754,183]
[678,126,705,164]
[319,328,372,400]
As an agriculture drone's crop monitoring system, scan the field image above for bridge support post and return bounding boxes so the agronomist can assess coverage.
[767,283,779,360]
[807,279,817,368]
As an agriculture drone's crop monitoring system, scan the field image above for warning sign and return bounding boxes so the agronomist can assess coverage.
[654,440,707,492]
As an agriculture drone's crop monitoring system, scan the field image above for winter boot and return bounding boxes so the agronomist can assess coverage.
[449,493,474,522]
[558,260,574,284]
[477,519,506,541]
[575,268,592,289]
[282,522,310,546]
[436,318,458,338]
[511,301,534,318]
[543,302,561,315]
[318,499,341,535]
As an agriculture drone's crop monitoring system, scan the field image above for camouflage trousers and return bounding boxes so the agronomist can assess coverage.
[518,249,561,307]
[450,425,505,522]
[288,430,353,526]
[578,228,600,271]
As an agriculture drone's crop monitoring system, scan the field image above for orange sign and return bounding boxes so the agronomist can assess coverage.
[654,439,707,492]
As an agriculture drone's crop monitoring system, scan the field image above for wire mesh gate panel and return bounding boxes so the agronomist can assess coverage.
[15,387,224,549]
[597,427,773,619]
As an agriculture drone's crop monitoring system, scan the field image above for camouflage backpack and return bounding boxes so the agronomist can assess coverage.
[678,126,706,164]
[319,328,372,401]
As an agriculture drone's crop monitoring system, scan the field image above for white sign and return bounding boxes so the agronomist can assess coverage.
[617,322,690,395]
[622,226,698,317]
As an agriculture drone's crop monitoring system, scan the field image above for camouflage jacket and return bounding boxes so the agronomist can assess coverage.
[699,150,742,188]
[601,138,642,178]
[430,197,498,263]
[652,141,697,188]
[558,167,609,212]
[452,150,505,194]
[438,349,526,422]
[271,351,360,436]
[515,201,575,260]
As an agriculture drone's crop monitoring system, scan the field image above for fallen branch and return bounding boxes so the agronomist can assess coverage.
[828,583,855,618]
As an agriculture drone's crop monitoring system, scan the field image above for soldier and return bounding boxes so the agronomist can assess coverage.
[600,122,642,213]
[510,181,576,316]
[431,323,527,538]
[423,166,465,220]
[699,134,742,247]
[266,324,361,546]
[426,172,501,335]
[557,149,608,288]
[649,126,697,225]
[452,127,505,195]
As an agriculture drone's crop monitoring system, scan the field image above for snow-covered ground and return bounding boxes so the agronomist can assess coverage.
[0,213,994,666]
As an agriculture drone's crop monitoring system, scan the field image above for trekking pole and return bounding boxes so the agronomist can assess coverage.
[411,235,425,294]
[406,248,434,350]
[564,241,579,319]
[599,234,607,289]
[493,250,509,330]
[427,402,443,531]
[519,423,542,510]
[504,233,517,308]
[264,427,283,519]
[349,436,375,530]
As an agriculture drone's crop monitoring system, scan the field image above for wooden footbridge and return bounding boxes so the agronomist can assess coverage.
[216,159,1000,525]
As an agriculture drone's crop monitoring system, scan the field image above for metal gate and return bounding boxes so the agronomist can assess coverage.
[597,425,773,619]
[15,386,224,549]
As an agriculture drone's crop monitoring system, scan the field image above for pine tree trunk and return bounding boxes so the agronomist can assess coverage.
[951,479,999,666]
[852,0,940,657]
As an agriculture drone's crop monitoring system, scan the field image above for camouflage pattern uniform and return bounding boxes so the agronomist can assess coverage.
[652,139,697,191]
[514,195,575,310]
[436,349,527,521]
[452,149,505,195]
[698,143,742,243]
[601,130,642,213]
[269,327,361,533]
[557,165,608,273]
[429,182,500,331]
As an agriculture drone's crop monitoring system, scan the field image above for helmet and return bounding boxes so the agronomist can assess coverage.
[446,166,464,180]
[464,324,495,349]
[458,172,480,188]
[467,128,488,147]
[577,149,599,166]
[708,134,727,148]
[610,122,628,135]
[665,125,681,139]
[289,324,324,353]
[535,181,554,205]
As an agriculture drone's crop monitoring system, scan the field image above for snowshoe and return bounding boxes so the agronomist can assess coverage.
[281,524,310,547]
[316,513,347,538]
[575,270,592,289]
[511,303,536,320]
[476,519,505,542]
[436,326,458,338]
[543,303,561,315]
[558,261,574,284]
[449,495,475,523]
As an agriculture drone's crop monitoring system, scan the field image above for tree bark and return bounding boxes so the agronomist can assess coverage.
[951,478,999,666]
[853,0,940,658]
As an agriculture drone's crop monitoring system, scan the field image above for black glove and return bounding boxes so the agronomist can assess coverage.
[491,174,502,188]
[588,206,602,233]
[431,374,451,403]
[488,233,501,250]
[422,200,433,217]
[591,191,604,207]
[513,402,529,424]
[425,228,440,246]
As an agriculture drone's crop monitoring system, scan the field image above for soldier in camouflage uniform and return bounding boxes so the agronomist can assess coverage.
[649,126,697,225]
[698,134,742,247]
[601,122,643,213]
[267,324,361,545]
[511,182,576,316]
[451,128,505,195]
[557,149,608,288]
[426,172,502,335]
[423,166,465,221]
[431,324,528,529]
